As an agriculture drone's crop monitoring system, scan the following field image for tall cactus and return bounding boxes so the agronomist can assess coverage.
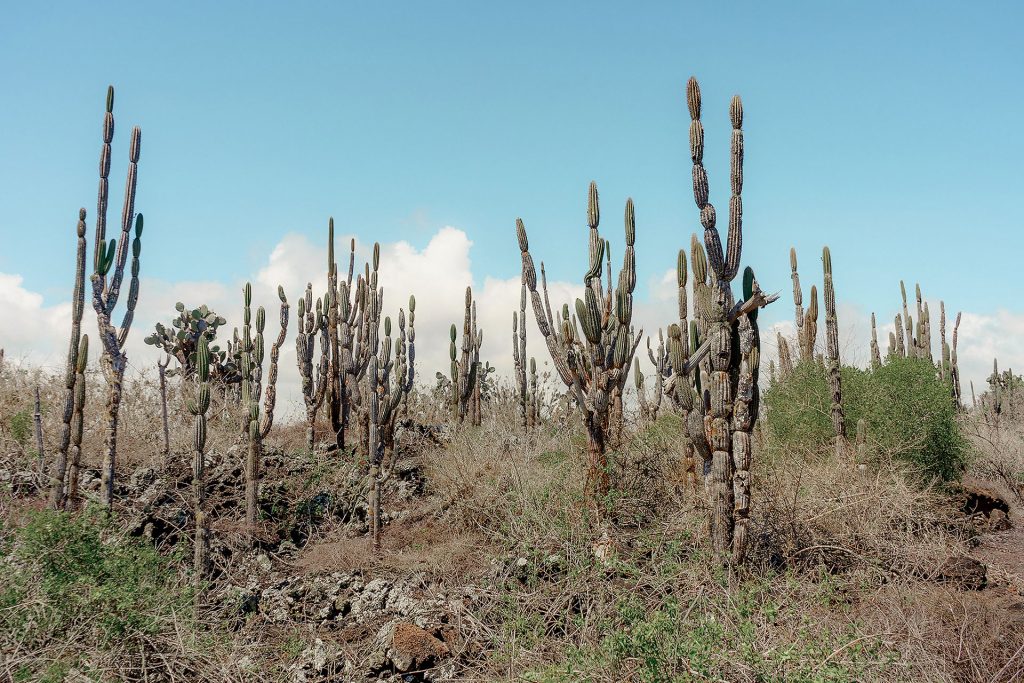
[790,247,806,360]
[65,336,88,511]
[296,283,329,450]
[900,281,916,358]
[777,332,794,380]
[157,354,171,458]
[822,246,847,459]
[636,331,665,422]
[512,283,530,428]
[894,313,906,357]
[681,77,777,564]
[517,183,642,516]
[951,311,962,406]
[89,85,144,509]
[240,283,289,532]
[447,286,482,424]
[50,210,88,509]
[528,357,540,427]
[366,296,416,552]
[869,313,882,369]
[190,336,212,582]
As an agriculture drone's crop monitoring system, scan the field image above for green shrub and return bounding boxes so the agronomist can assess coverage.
[529,577,893,682]
[8,408,32,446]
[764,357,968,480]
[0,508,194,653]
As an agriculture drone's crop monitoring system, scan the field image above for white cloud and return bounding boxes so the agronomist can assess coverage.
[1,230,1020,416]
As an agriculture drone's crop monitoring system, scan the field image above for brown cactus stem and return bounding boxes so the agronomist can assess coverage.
[585,411,610,512]
[790,247,805,360]
[516,182,642,522]
[33,386,45,488]
[894,314,906,357]
[51,210,88,509]
[731,314,755,565]
[952,312,962,406]
[900,282,915,358]
[869,313,882,370]
[822,247,847,460]
[158,354,170,459]
[326,219,344,450]
[65,337,87,511]
[513,284,529,429]
[777,332,793,380]
[87,86,143,512]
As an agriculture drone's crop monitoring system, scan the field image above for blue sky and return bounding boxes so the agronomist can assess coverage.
[1,1,1022,385]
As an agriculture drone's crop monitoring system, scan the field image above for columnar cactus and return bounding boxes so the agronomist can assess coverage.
[516,182,642,516]
[512,283,530,428]
[33,387,45,484]
[48,205,84,509]
[65,337,88,511]
[790,247,805,360]
[528,357,540,427]
[190,336,211,582]
[777,332,794,380]
[822,247,847,459]
[156,354,171,460]
[324,219,352,450]
[90,85,144,509]
[447,287,483,424]
[855,418,867,469]
[636,331,665,422]
[680,77,777,564]
[894,313,906,357]
[951,312,962,406]
[366,296,416,552]
[790,248,819,363]
[870,313,882,369]
[296,283,329,450]
[50,209,88,509]
[900,282,916,358]
[240,283,289,532]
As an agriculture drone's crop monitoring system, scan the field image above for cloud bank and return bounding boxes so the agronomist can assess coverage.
[0,226,1018,416]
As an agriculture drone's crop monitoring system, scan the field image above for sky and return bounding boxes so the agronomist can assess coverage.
[1,1,1022,413]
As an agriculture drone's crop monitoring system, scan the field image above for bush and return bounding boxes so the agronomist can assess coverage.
[765,357,968,481]
[0,507,195,672]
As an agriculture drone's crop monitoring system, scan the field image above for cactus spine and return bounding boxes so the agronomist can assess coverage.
[296,283,329,450]
[822,247,847,459]
[240,283,289,533]
[190,335,211,582]
[88,85,144,509]
[516,182,641,517]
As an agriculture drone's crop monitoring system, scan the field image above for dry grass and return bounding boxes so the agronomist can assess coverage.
[2,358,1024,681]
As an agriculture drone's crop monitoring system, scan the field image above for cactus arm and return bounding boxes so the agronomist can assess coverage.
[260,287,289,439]
[104,126,141,315]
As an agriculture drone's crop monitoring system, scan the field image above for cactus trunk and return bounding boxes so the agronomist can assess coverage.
[822,247,847,459]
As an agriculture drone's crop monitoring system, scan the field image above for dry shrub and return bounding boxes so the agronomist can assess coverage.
[751,442,969,579]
